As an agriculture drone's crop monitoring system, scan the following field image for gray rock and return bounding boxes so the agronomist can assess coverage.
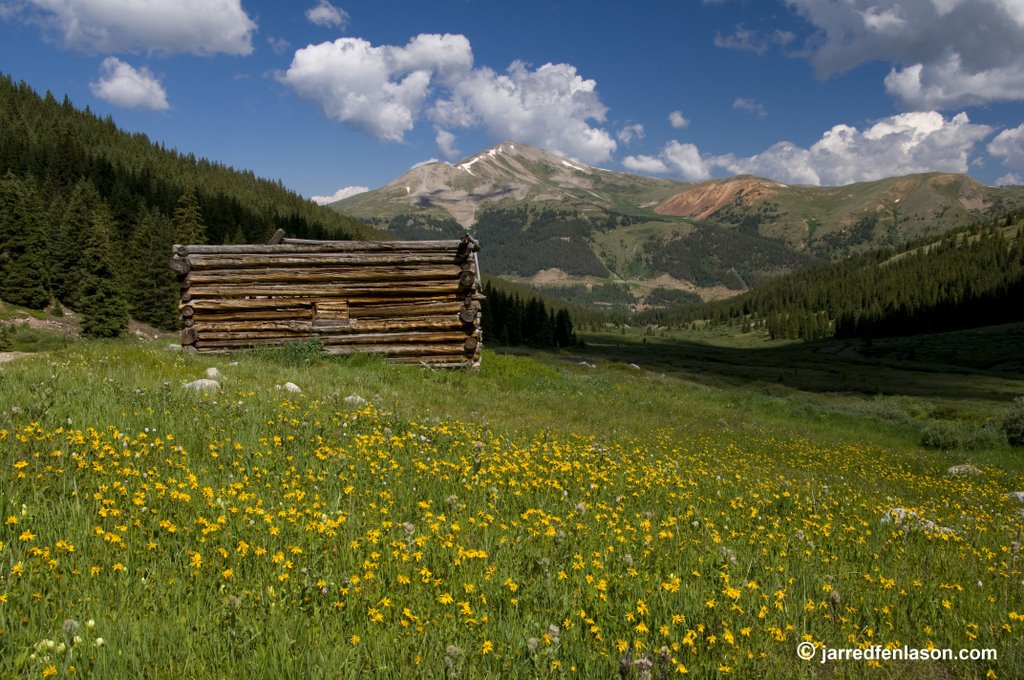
[344,394,367,407]
[282,382,301,394]
[183,379,220,393]
[1005,492,1024,503]
[881,507,955,536]
[167,344,182,352]
[204,367,222,379]
[948,464,981,476]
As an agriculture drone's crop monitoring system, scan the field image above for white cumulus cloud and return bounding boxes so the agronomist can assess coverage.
[281,33,617,164]
[624,142,712,180]
[618,123,644,145]
[310,185,368,205]
[987,123,1024,169]
[17,0,256,55]
[306,0,348,28]
[786,0,1024,108]
[722,111,992,184]
[434,60,616,163]
[668,110,689,129]
[89,57,168,110]
[627,111,992,185]
[622,154,670,174]
[662,141,713,181]
[278,34,471,142]
[435,129,460,159]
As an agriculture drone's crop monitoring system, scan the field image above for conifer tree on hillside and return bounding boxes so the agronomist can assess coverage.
[78,201,129,338]
[126,207,179,330]
[553,308,576,347]
[52,178,101,308]
[0,172,50,309]
[173,186,207,245]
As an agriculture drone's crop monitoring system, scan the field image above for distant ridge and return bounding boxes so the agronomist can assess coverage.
[329,142,1024,312]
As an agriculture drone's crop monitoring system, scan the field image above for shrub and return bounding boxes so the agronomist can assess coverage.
[0,322,11,351]
[1004,397,1024,447]
[920,421,1006,450]
[251,339,325,367]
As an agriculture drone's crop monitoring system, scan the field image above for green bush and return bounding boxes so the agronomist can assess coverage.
[920,420,1006,450]
[1004,397,1024,447]
[0,322,11,351]
[250,339,325,367]
[7,325,69,352]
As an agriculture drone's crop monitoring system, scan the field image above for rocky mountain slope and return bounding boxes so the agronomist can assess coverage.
[330,143,1024,311]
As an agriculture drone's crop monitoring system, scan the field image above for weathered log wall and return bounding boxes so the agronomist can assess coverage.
[171,234,482,368]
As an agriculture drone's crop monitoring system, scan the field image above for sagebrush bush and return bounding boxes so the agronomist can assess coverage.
[1004,397,1024,447]
[920,420,1006,450]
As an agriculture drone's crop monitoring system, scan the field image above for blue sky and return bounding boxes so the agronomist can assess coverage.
[3,0,1024,204]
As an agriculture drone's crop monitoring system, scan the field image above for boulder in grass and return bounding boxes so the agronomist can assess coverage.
[205,367,222,379]
[881,507,956,536]
[1005,491,1024,503]
[183,379,220,393]
[167,343,182,352]
[947,464,981,476]
[283,382,301,394]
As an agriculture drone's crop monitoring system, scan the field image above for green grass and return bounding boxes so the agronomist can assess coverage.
[1,338,1022,678]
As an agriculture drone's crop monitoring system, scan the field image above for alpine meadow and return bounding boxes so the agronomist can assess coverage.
[3,0,1024,677]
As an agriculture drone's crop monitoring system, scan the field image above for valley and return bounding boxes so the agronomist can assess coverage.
[331,143,1024,311]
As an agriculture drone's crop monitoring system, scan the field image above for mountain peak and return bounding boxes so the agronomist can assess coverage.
[337,141,673,227]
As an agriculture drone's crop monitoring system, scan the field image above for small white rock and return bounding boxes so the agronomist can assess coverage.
[1006,492,1024,503]
[205,367,222,379]
[183,379,220,393]
[167,344,182,352]
[283,382,301,394]
[948,464,981,476]
[344,394,367,407]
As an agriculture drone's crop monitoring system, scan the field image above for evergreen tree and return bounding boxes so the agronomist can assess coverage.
[173,185,207,245]
[52,178,101,308]
[78,201,129,338]
[553,308,576,347]
[126,207,179,329]
[0,172,50,308]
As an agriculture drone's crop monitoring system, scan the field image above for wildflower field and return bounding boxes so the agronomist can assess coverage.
[1,342,1023,678]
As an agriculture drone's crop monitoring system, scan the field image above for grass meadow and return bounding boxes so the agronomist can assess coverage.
[1,333,1023,678]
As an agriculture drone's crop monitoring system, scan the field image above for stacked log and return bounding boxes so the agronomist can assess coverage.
[171,234,483,368]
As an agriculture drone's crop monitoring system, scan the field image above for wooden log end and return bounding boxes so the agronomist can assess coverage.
[169,256,191,275]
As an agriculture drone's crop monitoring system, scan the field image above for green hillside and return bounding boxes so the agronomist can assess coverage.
[0,74,369,334]
[663,173,1024,258]
[639,215,1024,342]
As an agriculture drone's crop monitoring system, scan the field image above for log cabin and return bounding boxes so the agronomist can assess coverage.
[170,231,482,368]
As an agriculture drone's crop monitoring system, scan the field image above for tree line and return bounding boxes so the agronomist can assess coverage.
[639,217,1024,341]
[0,74,366,336]
[480,281,577,349]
